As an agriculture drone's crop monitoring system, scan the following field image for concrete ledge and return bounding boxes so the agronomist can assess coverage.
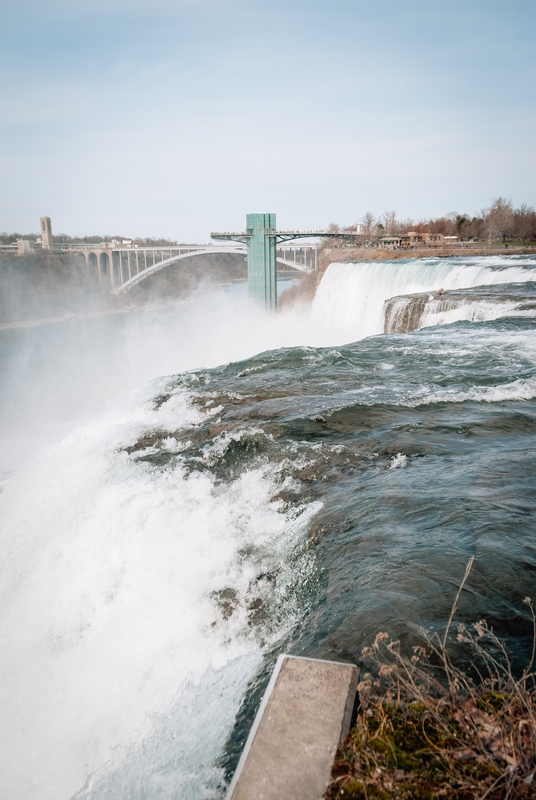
[226,654,359,800]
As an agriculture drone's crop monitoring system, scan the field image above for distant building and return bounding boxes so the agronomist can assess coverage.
[40,216,53,250]
[400,232,445,248]
[423,233,444,245]
[398,232,421,247]
[378,236,402,250]
[17,240,33,255]
[379,232,446,250]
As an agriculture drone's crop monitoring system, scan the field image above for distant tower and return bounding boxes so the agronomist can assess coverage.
[40,216,53,250]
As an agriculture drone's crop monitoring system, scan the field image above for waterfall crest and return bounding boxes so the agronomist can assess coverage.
[312,257,536,339]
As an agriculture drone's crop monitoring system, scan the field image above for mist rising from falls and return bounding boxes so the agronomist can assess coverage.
[312,257,536,339]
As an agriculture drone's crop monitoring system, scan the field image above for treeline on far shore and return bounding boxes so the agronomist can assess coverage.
[324,198,536,244]
[3,198,536,251]
[0,232,183,247]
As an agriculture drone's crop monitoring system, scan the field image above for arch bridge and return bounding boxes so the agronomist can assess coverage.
[56,239,319,296]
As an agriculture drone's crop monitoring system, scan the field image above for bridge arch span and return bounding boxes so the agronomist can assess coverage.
[275,256,313,273]
[113,246,246,294]
[113,246,312,294]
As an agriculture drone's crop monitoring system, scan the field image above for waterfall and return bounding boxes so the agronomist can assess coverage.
[312,257,536,339]
[383,294,429,334]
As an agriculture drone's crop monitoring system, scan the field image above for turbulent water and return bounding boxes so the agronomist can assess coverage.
[1,256,536,799]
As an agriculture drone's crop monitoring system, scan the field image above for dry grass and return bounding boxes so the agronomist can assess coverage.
[326,560,536,799]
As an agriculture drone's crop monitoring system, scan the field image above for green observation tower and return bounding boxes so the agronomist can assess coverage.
[211,213,358,311]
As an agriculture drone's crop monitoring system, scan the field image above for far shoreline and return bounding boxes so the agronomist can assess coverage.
[319,243,535,274]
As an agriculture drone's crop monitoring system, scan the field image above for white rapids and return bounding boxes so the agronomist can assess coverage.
[0,373,319,800]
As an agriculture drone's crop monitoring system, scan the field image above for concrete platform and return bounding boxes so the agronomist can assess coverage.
[226,654,359,800]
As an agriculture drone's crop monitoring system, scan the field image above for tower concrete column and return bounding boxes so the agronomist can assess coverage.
[40,216,53,250]
[246,213,277,311]
[212,214,356,311]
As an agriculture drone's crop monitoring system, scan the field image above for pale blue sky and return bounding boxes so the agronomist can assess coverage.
[1,0,535,240]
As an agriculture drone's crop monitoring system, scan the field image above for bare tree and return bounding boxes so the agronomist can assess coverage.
[484,197,514,242]
[398,217,415,234]
[463,216,485,240]
[514,204,536,241]
[427,216,455,236]
[360,212,375,240]
[318,198,534,248]
[327,222,340,233]
[318,222,342,252]
[380,211,398,235]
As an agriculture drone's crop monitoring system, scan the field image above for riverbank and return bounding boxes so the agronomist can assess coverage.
[318,244,536,278]
[326,590,536,799]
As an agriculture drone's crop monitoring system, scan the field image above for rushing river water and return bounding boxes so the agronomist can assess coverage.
[1,257,536,799]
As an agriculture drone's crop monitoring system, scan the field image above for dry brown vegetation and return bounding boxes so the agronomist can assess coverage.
[326,560,536,800]
[328,199,536,244]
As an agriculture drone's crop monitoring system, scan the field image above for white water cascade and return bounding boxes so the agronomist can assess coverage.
[312,257,536,339]
[0,328,319,800]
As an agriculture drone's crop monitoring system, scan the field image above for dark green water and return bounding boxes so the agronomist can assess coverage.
[145,314,536,661]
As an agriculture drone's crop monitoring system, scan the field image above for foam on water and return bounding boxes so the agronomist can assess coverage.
[419,299,536,330]
[413,375,536,407]
[389,453,407,470]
